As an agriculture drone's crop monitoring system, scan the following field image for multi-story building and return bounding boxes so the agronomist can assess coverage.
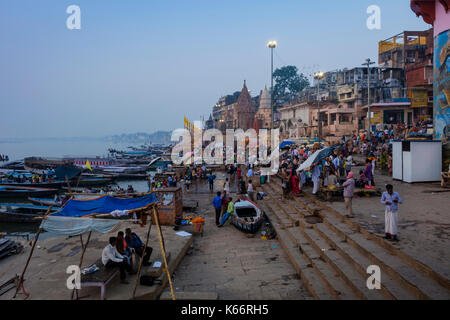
[378,29,433,69]
[377,28,434,125]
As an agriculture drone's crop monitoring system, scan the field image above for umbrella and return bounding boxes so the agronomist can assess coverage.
[296,146,337,172]
[279,141,295,149]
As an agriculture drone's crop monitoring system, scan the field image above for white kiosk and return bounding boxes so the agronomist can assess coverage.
[391,140,442,183]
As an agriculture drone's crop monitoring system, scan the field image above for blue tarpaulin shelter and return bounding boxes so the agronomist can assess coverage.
[40,192,158,236]
[53,192,158,217]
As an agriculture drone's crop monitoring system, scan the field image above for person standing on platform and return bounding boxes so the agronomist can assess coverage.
[207,171,216,192]
[311,163,321,195]
[223,178,230,195]
[342,171,355,218]
[380,184,402,241]
[237,165,242,180]
[247,180,255,202]
[364,159,373,186]
[212,191,222,226]
[246,166,253,183]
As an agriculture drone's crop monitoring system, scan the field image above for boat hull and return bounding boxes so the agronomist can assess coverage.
[231,199,264,234]
[0,186,59,199]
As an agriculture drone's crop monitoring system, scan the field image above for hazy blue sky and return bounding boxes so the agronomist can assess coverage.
[0,0,429,138]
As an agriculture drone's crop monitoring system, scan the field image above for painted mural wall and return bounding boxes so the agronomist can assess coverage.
[434,29,450,141]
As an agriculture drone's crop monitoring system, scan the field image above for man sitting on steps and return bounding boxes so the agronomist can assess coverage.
[102,237,135,284]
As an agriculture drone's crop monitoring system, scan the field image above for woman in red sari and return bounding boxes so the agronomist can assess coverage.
[290,168,301,195]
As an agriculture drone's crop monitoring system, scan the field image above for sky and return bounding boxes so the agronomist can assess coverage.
[0,0,429,139]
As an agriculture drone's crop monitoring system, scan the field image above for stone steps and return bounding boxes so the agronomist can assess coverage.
[261,180,450,300]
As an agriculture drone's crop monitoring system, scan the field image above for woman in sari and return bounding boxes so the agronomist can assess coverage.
[291,169,301,195]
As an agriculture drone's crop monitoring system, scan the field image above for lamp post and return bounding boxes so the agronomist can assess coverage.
[362,58,375,139]
[267,41,277,130]
[314,72,325,138]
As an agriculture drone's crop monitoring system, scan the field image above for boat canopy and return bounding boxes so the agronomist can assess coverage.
[52,192,157,217]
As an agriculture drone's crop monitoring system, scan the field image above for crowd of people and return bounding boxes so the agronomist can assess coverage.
[276,128,404,241]
[0,170,56,184]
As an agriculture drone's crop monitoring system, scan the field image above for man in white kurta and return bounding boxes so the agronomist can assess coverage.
[311,163,321,195]
[380,184,402,241]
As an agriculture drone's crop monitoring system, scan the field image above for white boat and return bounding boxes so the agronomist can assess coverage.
[231,199,264,233]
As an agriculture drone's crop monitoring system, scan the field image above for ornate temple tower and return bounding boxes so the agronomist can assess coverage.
[234,81,256,130]
[255,86,272,130]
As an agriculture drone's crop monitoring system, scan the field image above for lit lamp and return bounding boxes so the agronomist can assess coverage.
[267,41,277,129]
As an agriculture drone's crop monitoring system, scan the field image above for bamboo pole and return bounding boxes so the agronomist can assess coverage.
[153,206,175,300]
[65,176,73,196]
[131,208,153,299]
[71,231,92,300]
[75,174,82,189]
[13,206,53,298]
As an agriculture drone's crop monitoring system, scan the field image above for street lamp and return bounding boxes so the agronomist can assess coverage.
[267,41,277,129]
[362,58,375,139]
[314,71,325,138]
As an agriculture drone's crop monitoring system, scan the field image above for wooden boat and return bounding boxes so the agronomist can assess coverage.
[0,211,44,223]
[0,203,56,223]
[28,197,63,207]
[0,180,67,189]
[231,199,264,233]
[0,185,59,199]
[0,239,23,260]
[24,157,73,174]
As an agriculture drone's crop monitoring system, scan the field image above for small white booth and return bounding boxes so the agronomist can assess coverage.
[391,140,442,183]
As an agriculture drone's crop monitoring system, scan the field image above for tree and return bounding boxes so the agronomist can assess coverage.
[272,66,309,104]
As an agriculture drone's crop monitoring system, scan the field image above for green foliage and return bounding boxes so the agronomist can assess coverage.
[273,66,309,103]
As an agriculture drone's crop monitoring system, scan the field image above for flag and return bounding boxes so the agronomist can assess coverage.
[85,160,92,171]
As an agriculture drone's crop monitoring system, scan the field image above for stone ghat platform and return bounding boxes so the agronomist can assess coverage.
[0,221,192,300]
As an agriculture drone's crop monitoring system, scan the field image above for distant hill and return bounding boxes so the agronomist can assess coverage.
[105,131,172,144]
[0,131,173,144]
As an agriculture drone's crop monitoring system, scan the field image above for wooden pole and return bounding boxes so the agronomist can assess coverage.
[65,176,73,198]
[75,174,82,189]
[131,208,153,299]
[13,206,53,298]
[71,231,92,300]
[153,206,175,300]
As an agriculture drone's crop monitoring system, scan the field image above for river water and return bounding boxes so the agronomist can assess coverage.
[0,139,158,236]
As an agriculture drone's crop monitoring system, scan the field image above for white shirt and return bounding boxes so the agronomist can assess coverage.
[247,183,254,192]
[102,244,124,265]
[224,181,230,192]
[380,191,402,212]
